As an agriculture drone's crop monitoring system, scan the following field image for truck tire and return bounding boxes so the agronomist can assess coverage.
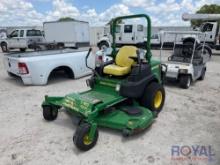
[1,42,8,52]
[98,41,109,50]
[140,82,165,116]
[179,75,191,89]
[196,45,212,61]
[20,48,26,52]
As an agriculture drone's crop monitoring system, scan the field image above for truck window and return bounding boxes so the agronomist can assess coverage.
[115,25,121,33]
[124,25,133,33]
[201,23,213,32]
[137,25,144,32]
[27,30,42,37]
[10,30,18,38]
[20,30,24,37]
[151,34,159,39]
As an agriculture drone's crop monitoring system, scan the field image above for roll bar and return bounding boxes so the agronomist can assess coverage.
[110,14,152,62]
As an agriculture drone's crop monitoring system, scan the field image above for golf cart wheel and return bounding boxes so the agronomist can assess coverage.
[179,75,191,89]
[1,42,8,52]
[141,82,165,116]
[198,67,206,80]
[20,48,26,52]
[43,105,58,121]
[73,123,98,151]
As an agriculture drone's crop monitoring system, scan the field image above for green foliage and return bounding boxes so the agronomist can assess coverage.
[191,4,220,27]
[58,17,75,22]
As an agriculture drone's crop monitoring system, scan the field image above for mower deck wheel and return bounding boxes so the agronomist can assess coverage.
[73,123,98,151]
[43,106,58,121]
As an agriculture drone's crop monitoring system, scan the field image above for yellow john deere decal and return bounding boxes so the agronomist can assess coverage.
[63,97,79,111]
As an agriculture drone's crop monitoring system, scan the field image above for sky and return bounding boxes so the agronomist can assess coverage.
[0,0,219,27]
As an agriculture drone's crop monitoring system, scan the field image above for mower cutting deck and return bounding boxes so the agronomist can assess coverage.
[42,14,165,151]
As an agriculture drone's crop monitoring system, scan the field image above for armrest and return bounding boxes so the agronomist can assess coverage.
[95,60,114,76]
[102,60,114,67]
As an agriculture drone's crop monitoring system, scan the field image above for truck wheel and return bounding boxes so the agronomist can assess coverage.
[43,106,58,121]
[98,41,109,50]
[1,42,8,52]
[179,75,191,89]
[20,48,26,52]
[198,68,206,80]
[141,82,165,116]
[196,45,212,61]
[73,123,98,151]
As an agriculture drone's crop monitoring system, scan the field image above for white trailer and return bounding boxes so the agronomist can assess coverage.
[89,26,105,46]
[43,20,90,48]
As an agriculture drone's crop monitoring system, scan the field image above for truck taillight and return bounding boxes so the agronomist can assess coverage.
[18,62,29,74]
[98,55,103,62]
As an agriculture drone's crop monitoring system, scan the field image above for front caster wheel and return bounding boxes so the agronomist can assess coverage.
[179,75,191,89]
[73,123,98,151]
[42,106,58,121]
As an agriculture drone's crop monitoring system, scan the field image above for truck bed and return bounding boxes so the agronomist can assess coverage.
[6,48,89,58]
[4,47,94,85]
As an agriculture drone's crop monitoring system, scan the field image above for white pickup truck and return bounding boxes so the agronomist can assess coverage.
[0,28,44,52]
[3,49,95,85]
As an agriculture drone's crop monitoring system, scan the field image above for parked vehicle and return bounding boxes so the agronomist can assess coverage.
[97,25,195,50]
[3,49,95,85]
[182,13,220,50]
[0,29,44,52]
[97,24,146,49]
[161,31,207,89]
[42,14,165,151]
[42,20,90,48]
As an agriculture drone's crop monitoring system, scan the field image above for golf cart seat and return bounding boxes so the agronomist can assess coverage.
[103,46,137,76]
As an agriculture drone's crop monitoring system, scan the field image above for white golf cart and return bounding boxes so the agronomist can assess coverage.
[161,31,208,89]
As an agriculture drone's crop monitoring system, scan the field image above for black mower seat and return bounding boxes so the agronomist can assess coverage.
[103,46,137,76]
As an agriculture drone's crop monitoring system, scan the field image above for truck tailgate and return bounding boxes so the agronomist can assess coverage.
[4,56,19,75]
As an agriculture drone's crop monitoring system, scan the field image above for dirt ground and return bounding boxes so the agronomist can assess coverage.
[0,49,220,165]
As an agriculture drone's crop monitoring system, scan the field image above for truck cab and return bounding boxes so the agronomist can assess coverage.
[198,22,219,46]
[97,24,146,49]
[0,29,44,52]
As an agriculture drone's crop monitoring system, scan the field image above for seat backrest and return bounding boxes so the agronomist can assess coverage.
[115,46,137,67]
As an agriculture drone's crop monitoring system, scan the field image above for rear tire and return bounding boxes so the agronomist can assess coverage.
[141,82,165,116]
[198,68,206,80]
[1,42,8,52]
[43,106,58,121]
[179,75,191,89]
[73,123,98,151]
[20,48,26,52]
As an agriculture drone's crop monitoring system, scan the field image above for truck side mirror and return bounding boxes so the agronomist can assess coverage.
[85,48,93,69]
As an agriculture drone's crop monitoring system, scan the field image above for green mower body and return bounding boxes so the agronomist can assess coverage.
[42,14,165,151]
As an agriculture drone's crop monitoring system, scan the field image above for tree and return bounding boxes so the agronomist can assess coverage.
[191,4,220,27]
[58,17,75,22]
